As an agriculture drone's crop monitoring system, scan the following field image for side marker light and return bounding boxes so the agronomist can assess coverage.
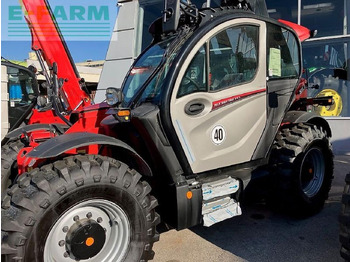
[117,110,131,117]
[186,191,193,199]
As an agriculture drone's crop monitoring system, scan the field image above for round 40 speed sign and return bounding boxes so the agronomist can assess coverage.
[211,125,226,145]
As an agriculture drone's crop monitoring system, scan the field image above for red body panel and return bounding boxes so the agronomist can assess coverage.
[66,103,111,134]
[295,78,308,100]
[21,0,91,111]
[17,103,112,174]
[27,109,67,125]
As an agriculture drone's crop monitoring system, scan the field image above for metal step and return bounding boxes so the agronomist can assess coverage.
[202,197,242,227]
[202,176,239,201]
[201,177,242,227]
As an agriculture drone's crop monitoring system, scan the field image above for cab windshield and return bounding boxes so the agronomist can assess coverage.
[122,37,176,105]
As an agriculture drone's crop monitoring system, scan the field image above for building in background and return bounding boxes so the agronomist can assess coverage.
[76,60,105,68]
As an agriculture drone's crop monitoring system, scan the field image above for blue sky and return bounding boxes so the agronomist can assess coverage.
[2,41,111,62]
[1,0,118,62]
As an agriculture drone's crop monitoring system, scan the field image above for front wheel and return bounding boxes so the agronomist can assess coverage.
[1,139,25,193]
[1,155,160,262]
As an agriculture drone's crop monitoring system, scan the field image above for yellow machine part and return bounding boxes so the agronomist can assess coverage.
[314,89,343,117]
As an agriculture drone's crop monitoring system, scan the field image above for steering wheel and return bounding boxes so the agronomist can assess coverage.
[184,76,201,91]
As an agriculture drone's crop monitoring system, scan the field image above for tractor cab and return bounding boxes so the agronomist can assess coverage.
[114,0,302,175]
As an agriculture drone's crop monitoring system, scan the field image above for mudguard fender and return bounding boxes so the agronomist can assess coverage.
[27,132,152,176]
[283,111,332,137]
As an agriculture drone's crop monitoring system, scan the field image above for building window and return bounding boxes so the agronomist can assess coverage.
[139,1,162,54]
[301,0,345,37]
[266,0,298,23]
[303,39,350,117]
[139,0,210,54]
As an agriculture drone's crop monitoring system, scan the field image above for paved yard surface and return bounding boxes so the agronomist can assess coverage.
[153,155,350,262]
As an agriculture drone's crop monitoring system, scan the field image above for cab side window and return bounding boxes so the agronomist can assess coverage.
[8,67,35,106]
[209,26,259,91]
[177,45,207,98]
[267,23,300,79]
[177,25,259,98]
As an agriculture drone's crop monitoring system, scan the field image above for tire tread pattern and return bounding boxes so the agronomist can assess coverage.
[1,155,160,262]
[271,123,334,216]
[1,139,25,193]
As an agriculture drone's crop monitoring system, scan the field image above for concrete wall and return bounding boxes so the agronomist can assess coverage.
[326,117,350,155]
[95,0,139,102]
[1,65,9,139]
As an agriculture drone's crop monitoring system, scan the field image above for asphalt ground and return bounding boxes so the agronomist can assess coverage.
[153,155,350,262]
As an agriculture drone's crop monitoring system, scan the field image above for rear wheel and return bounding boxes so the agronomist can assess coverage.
[1,155,160,262]
[1,139,25,193]
[339,173,350,261]
[271,123,334,216]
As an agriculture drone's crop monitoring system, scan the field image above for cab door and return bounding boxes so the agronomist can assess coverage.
[170,19,267,174]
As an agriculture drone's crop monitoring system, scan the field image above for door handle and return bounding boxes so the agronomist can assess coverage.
[185,102,205,115]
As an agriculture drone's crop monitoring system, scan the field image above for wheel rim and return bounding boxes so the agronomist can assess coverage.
[300,148,325,198]
[44,199,130,262]
[315,89,342,117]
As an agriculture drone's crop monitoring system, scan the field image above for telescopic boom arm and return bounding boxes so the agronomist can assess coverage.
[20,0,91,111]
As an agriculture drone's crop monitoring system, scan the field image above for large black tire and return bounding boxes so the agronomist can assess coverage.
[271,123,334,216]
[340,173,350,261]
[1,139,25,193]
[1,155,160,262]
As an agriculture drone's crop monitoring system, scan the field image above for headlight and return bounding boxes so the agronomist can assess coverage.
[106,87,122,106]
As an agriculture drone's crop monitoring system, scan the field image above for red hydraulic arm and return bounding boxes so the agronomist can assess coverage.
[20,0,91,111]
